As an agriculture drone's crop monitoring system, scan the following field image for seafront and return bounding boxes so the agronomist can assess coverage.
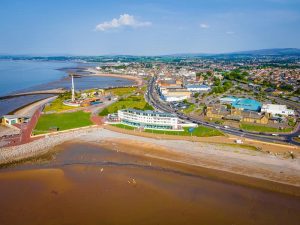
[86,68,143,86]
[1,127,300,192]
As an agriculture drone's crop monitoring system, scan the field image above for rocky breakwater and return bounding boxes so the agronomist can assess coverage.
[0,127,101,165]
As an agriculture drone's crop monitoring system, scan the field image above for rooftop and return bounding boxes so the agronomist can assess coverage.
[120,108,177,118]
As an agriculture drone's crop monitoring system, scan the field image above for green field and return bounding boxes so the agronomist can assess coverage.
[240,123,293,133]
[111,123,223,137]
[99,94,154,116]
[106,87,137,96]
[33,111,92,135]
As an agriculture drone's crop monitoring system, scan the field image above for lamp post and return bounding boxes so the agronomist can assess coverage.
[71,74,75,102]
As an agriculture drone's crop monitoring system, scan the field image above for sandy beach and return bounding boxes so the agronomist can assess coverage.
[86,68,143,86]
[1,127,300,192]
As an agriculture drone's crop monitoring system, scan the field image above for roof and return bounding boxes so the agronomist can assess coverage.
[262,104,287,110]
[220,96,238,102]
[232,98,262,111]
[242,111,265,119]
[186,84,210,89]
[119,108,177,118]
[1,115,21,119]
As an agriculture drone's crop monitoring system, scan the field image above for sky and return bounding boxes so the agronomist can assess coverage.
[0,0,300,55]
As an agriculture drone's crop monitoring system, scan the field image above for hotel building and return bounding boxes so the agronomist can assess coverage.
[117,109,181,130]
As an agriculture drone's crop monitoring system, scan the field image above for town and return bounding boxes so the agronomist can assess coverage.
[1,53,300,148]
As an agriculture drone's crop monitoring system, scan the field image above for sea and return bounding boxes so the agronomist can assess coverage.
[0,60,134,115]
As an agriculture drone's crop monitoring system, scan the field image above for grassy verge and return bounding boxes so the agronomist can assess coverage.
[219,143,259,151]
[111,123,135,130]
[240,123,293,133]
[33,111,92,135]
[106,87,137,96]
[99,94,153,116]
[145,126,223,137]
[111,123,223,137]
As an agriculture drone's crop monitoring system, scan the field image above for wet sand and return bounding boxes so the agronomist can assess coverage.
[0,142,299,225]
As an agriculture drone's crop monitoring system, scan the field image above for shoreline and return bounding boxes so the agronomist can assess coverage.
[1,127,300,195]
[86,68,143,86]
[11,96,57,116]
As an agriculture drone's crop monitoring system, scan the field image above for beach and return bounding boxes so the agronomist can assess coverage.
[0,141,300,225]
[1,127,300,193]
[86,68,143,86]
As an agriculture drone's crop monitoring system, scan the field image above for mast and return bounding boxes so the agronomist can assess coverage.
[71,74,75,102]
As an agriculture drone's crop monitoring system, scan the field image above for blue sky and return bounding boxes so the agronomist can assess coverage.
[0,0,299,55]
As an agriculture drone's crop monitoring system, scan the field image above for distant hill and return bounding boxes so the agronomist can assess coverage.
[220,48,300,56]
[1,48,300,60]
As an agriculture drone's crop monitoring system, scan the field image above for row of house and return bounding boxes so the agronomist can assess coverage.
[206,106,269,124]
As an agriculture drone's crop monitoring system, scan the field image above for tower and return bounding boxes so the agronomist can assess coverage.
[71,74,75,102]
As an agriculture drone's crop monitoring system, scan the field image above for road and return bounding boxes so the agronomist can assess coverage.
[145,76,300,147]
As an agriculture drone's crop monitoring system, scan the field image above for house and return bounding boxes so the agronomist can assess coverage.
[1,115,30,126]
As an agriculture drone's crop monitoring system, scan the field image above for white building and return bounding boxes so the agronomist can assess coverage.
[159,89,191,102]
[186,84,211,92]
[261,104,295,116]
[1,115,30,126]
[117,109,181,130]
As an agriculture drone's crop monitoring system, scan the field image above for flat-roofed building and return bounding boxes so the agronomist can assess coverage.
[118,109,180,130]
[186,84,211,92]
[261,104,295,116]
[220,97,261,112]
[161,89,191,102]
[1,115,30,126]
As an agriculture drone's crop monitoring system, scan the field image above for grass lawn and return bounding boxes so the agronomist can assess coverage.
[145,126,223,137]
[111,124,223,137]
[182,104,195,114]
[33,111,92,135]
[240,123,293,133]
[99,94,154,116]
[44,97,77,112]
[106,87,137,96]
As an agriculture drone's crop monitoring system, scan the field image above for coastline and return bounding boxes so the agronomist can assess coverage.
[11,96,57,116]
[86,68,143,86]
[1,127,300,196]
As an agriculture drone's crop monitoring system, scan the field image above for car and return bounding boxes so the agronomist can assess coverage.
[224,126,229,129]
[272,134,279,136]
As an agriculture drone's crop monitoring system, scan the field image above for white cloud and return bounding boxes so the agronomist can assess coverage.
[226,31,235,35]
[95,14,152,31]
[200,23,210,29]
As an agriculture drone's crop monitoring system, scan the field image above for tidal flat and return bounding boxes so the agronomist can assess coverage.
[0,142,299,225]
